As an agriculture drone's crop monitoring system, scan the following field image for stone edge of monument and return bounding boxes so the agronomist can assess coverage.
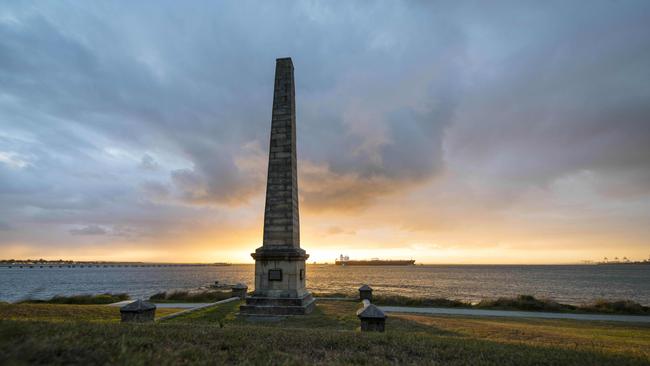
[240,56,314,316]
[240,296,315,316]
[251,247,308,261]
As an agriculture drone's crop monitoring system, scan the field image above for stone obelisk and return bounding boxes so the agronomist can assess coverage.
[240,57,315,315]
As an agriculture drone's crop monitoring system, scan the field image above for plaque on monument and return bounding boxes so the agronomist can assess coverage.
[268,269,282,281]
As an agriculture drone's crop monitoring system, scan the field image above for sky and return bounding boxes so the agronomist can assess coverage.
[1,1,649,264]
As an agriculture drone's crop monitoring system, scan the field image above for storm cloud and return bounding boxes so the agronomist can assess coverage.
[1,1,649,262]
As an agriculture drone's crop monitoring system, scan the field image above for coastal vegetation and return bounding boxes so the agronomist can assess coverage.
[19,293,129,305]
[149,290,233,303]
[0,300,649,365]
[317,293,650,315]
[476,295,650,315]
[583,299,650,314]
[373,294,469,308]
[12,291,650,315]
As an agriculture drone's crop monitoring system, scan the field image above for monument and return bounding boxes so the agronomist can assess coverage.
[239,57,315,315]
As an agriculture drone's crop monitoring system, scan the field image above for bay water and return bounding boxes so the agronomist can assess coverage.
[1,264,648,305]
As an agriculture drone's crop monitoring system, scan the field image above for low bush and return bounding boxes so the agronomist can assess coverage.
[580,299,649,315]
[20,293,129,305]
[363,293,650,315]
[476,295,574,312]
[149,290,233,303]
[373,294,470,308]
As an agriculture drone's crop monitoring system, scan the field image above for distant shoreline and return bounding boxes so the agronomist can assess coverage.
[2,261,650,267]
[0,261,231,268]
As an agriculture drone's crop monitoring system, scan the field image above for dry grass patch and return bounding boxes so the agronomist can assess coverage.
[0,303,182,322]
[390,313,650,361]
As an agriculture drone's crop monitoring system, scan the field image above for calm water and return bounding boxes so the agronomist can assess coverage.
[1,264,648,305]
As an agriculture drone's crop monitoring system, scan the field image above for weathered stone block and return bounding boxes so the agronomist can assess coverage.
[359,284,373,301]
[232,283,248,299]
[120,299,156,323]
[357,303,386,332]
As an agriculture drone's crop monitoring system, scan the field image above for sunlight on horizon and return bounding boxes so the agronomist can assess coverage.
[4,236,647,264]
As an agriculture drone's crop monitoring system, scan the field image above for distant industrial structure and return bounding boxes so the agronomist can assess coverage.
[598,255,650,265]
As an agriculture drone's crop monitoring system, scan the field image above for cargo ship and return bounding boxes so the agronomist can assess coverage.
[335,255,415,266]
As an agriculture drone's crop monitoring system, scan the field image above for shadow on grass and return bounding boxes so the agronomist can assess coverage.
[161,300,241,326]
[236,300,361,330]
[166,300,362,331]
[386,315,463,338]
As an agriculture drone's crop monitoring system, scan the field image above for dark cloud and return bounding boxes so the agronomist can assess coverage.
[445,2,650,199]
[0,1,649,259]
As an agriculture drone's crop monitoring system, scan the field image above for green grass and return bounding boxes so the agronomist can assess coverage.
[163,299,241,326]
[19,293,130,305]
[4,320,649,365]
[387,313,650,363]
[166,300,362,331]
[1,300,649,365]
[149,290,234,303]
[0,303,181,322]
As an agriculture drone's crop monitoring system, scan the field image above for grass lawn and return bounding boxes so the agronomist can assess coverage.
[1,300,649,365]
[19,293,130,305]
[0,303,182,322]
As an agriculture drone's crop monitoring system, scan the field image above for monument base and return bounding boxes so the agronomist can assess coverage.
[239,293,315,316]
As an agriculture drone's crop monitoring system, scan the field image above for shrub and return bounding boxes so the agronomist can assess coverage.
[20,293,129,305]
[579,300,649,315]
[476,295,574,312]
[149,290,233,303]
[373,294,470,308]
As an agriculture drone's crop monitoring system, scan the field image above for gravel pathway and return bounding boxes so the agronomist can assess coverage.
[379,306,650,323]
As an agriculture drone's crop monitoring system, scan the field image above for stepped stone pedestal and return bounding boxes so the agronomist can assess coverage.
[239,57,314,316]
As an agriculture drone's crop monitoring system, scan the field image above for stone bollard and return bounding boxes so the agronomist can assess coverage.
[232,283,248,299]
[357,303,387,332]
[359,284,373,301]
[120,299,156,323]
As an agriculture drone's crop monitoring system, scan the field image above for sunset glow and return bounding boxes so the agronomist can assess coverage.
[1,2,649,264]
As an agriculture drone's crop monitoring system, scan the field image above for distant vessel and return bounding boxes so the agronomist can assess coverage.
[335,255,415,266]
